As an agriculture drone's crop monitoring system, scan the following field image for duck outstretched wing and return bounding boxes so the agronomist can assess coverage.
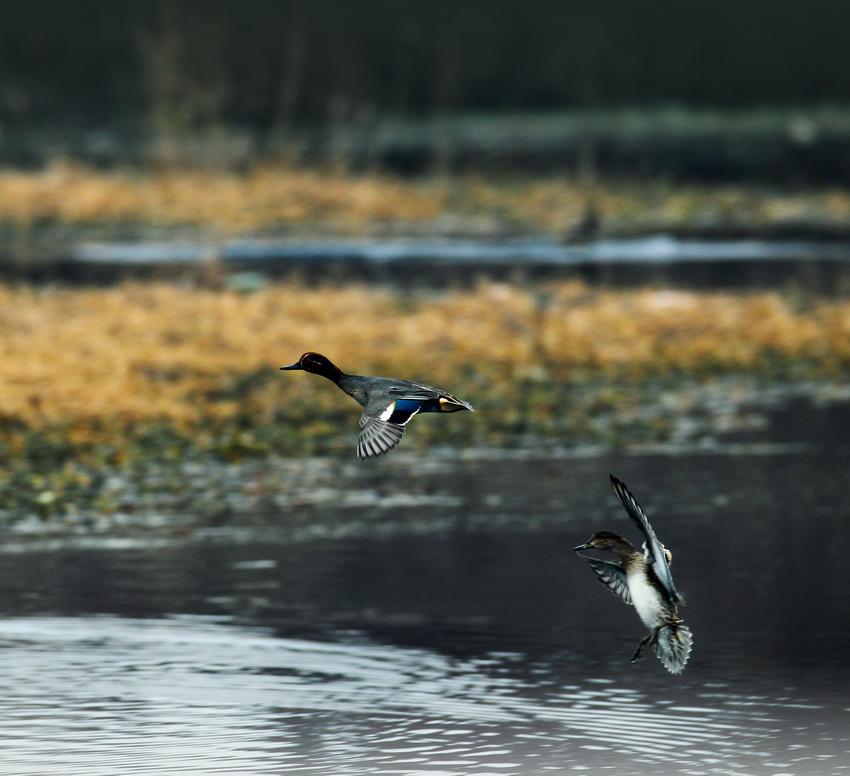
[579,556,632,605]
[357,415,406,459]
[355,388,471,459]
[356,398,427,459]
[610,475,682,605]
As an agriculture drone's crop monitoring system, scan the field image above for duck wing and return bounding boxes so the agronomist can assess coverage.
[386,382,473,413]
[609,475,682,605]
[356,398,426,459]
[357,416,406,459]
[578,556,632,605]
[352,376,472,458]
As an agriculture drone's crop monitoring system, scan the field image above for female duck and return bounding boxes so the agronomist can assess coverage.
[281,352,473,459]
[574,475,693,674]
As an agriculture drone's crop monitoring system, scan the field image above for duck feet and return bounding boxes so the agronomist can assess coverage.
[667,617,684,644]
[630,633,654,663]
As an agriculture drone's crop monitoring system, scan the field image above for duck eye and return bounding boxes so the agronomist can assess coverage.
[303,354,326,370]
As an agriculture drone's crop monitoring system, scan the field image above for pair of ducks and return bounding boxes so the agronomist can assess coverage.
[282,352,693,674]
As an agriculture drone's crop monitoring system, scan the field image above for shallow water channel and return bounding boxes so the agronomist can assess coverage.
[1,435,849,774]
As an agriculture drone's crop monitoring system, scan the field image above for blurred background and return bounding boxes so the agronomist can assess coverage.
[1,3,850,775]
[3,0,850,181]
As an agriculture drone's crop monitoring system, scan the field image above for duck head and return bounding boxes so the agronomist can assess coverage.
[280,352,342,382]
[573,529,636,555]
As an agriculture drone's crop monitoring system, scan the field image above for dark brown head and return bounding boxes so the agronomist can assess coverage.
[280,352,343,382]
[573,529,636,556]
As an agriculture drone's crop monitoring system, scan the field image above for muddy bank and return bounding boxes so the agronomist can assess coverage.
[2,379,848,538]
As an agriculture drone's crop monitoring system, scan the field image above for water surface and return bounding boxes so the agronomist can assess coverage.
[1,441,849,775]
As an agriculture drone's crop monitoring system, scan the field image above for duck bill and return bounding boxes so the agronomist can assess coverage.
[572,543,592,552]
[280,361,303,371]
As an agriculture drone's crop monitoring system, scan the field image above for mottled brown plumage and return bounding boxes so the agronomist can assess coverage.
[573,476,693,674]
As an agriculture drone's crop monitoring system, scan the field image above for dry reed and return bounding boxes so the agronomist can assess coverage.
[0,281,847,450]
[2,163,850,235]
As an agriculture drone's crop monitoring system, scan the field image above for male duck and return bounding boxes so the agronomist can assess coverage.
[573,475,693,674]
[280,352,474,459]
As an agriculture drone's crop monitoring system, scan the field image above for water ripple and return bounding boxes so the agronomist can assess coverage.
[0,617,845,775]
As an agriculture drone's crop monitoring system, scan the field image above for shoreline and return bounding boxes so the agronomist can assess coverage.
[1,377,847,535]
[4,165,850,281]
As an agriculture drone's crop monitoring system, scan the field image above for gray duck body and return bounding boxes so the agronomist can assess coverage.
[281,352,473,459]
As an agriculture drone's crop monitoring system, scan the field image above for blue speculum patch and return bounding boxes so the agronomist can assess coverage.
[387,399,423,424]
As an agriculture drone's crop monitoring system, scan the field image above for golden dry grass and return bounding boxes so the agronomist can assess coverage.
[3,162,850,235]
[0,163,450,232]
[0,281,848,452]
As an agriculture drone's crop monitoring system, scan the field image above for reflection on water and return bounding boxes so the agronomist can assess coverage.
[0,438,850,774]
[0,616,843,776]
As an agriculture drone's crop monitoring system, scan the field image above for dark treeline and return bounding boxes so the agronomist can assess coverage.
[2,1,849,129]
[2,1,850,177]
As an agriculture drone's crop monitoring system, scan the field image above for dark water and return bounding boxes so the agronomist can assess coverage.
[1,440,850,774]
[69,236,850,291]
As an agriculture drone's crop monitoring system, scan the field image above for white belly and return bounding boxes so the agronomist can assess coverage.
[627,569,666,630]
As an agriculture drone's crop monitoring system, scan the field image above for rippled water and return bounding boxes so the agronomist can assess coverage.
[1,616,844,776]
[1,437,850,774]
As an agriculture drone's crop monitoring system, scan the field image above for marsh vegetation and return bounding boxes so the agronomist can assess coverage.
[3,164,850,242]
[1,279,848,525]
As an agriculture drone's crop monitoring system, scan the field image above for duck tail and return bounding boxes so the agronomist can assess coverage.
[438,394,474,413]
[654,621,693,675]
